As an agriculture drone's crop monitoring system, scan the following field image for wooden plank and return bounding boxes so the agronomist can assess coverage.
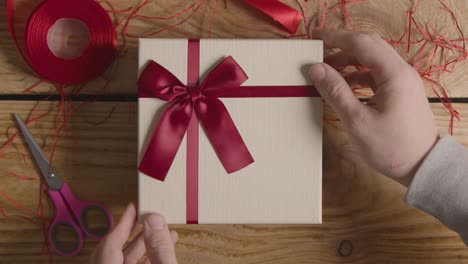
[0,101,137,263]
[0,0,467,97]
[0,101,467,263]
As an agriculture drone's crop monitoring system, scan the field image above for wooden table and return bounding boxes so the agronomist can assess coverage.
[0,0,467,263]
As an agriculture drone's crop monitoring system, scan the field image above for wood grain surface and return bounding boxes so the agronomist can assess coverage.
[0,101,467,263]
[0,0,467,97]
[0,0,467,263]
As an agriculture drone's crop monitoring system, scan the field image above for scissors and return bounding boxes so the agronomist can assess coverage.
[14,113,114,256]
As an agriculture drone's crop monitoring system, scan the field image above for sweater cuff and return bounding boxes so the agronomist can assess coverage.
[405,135,468,246]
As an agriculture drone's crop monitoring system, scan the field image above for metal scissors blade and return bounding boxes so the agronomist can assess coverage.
[14,113,63,190]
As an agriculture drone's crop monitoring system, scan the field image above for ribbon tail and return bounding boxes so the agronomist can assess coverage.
[139,100,193,181]
[196,97,254,173]
[241,0,303,34]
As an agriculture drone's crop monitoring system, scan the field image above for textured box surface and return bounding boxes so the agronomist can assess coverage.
[138,39,323,224]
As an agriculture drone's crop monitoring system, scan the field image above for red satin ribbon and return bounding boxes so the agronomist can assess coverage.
[7,0,117,85]
[138,56,255,181]
[241,0,303,34]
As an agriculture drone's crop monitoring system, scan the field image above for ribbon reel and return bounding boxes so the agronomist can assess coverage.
[7,0,117,85]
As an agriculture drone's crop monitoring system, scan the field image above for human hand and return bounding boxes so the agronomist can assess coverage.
[308,29,439,187]
[90,203,178,264]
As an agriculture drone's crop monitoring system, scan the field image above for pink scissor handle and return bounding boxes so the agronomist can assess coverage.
[47,188,84,256]
[48,183,114,256]
[59,183,114,239]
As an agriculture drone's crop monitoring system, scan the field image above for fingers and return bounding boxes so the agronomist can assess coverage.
[144,214,178,264]
[344,71,377,91]
[312,28,406,81]
[142,232,178,264]
[123,234,145,264]
[106,203,137,247]
[309,63,365,120]
[170,231,179,244]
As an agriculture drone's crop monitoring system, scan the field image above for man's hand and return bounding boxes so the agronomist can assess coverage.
[308,29,439,187]
[90,203,178,264]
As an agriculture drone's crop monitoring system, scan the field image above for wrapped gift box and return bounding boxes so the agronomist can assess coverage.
[138,39,323,224]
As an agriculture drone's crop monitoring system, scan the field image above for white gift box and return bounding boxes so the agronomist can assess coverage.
[138,39,323,224]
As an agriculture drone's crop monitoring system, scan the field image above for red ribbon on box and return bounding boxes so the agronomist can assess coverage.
[138,40,319,224]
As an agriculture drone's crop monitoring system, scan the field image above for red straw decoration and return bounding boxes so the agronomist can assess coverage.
[0,191,46,219]
[208,0,220,38]
[133,2,198,20]
[0,208,8,218]
[7,172,37,181]
[126,0,207,38]
[320,0,327,29]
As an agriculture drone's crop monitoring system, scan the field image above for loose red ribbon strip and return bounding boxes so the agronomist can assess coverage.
[241,0,303,34]
[138,56,255,181]
[7,0,117,85]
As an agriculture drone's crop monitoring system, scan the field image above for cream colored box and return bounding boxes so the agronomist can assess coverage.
[138,39,323,224]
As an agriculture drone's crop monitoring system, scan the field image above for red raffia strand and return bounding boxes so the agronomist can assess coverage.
[99,0,133,52]
[133,1,197,20]
[14,215,40,226]
[0,208,40,226]
[0,191,46,219]
[0,100,53,160]
[98,0,133,14]
[294,0,311,38]
[320,0,327,29]
[304,0,312,33]
[326,0,367,28]
[80,105,117,126]
[208,0,220,38]
[23,79,45,94]
[378,0,466,134]
[406,0,422,52]
[126,0,207,38]
[7,172,37,181]
[0,208,7,218]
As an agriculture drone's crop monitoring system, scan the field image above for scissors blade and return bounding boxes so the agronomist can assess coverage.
[14,113,63,190]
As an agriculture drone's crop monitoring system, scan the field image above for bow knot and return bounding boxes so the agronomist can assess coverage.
[187,85,202,102]
[138,56,254,181]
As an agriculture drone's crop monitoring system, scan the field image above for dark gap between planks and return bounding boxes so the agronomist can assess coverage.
[0,94,467,103]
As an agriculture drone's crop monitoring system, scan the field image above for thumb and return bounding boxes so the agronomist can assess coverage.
[143,214,178,264]
[308,63,364,119]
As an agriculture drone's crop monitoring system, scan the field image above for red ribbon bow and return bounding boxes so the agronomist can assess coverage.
[138,56,254,181]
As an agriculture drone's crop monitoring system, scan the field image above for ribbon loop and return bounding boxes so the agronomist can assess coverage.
[200,56,249,96]
[138,57,254,181]
[138,61,188,101]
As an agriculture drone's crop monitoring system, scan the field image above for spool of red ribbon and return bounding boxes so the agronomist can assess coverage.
[7,0,117,85]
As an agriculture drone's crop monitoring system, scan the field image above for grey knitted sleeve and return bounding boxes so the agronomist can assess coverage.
[405,135,468,246]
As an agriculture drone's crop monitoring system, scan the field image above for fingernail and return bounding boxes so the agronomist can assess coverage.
[309,63,326,83]
[145,214,165,231]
